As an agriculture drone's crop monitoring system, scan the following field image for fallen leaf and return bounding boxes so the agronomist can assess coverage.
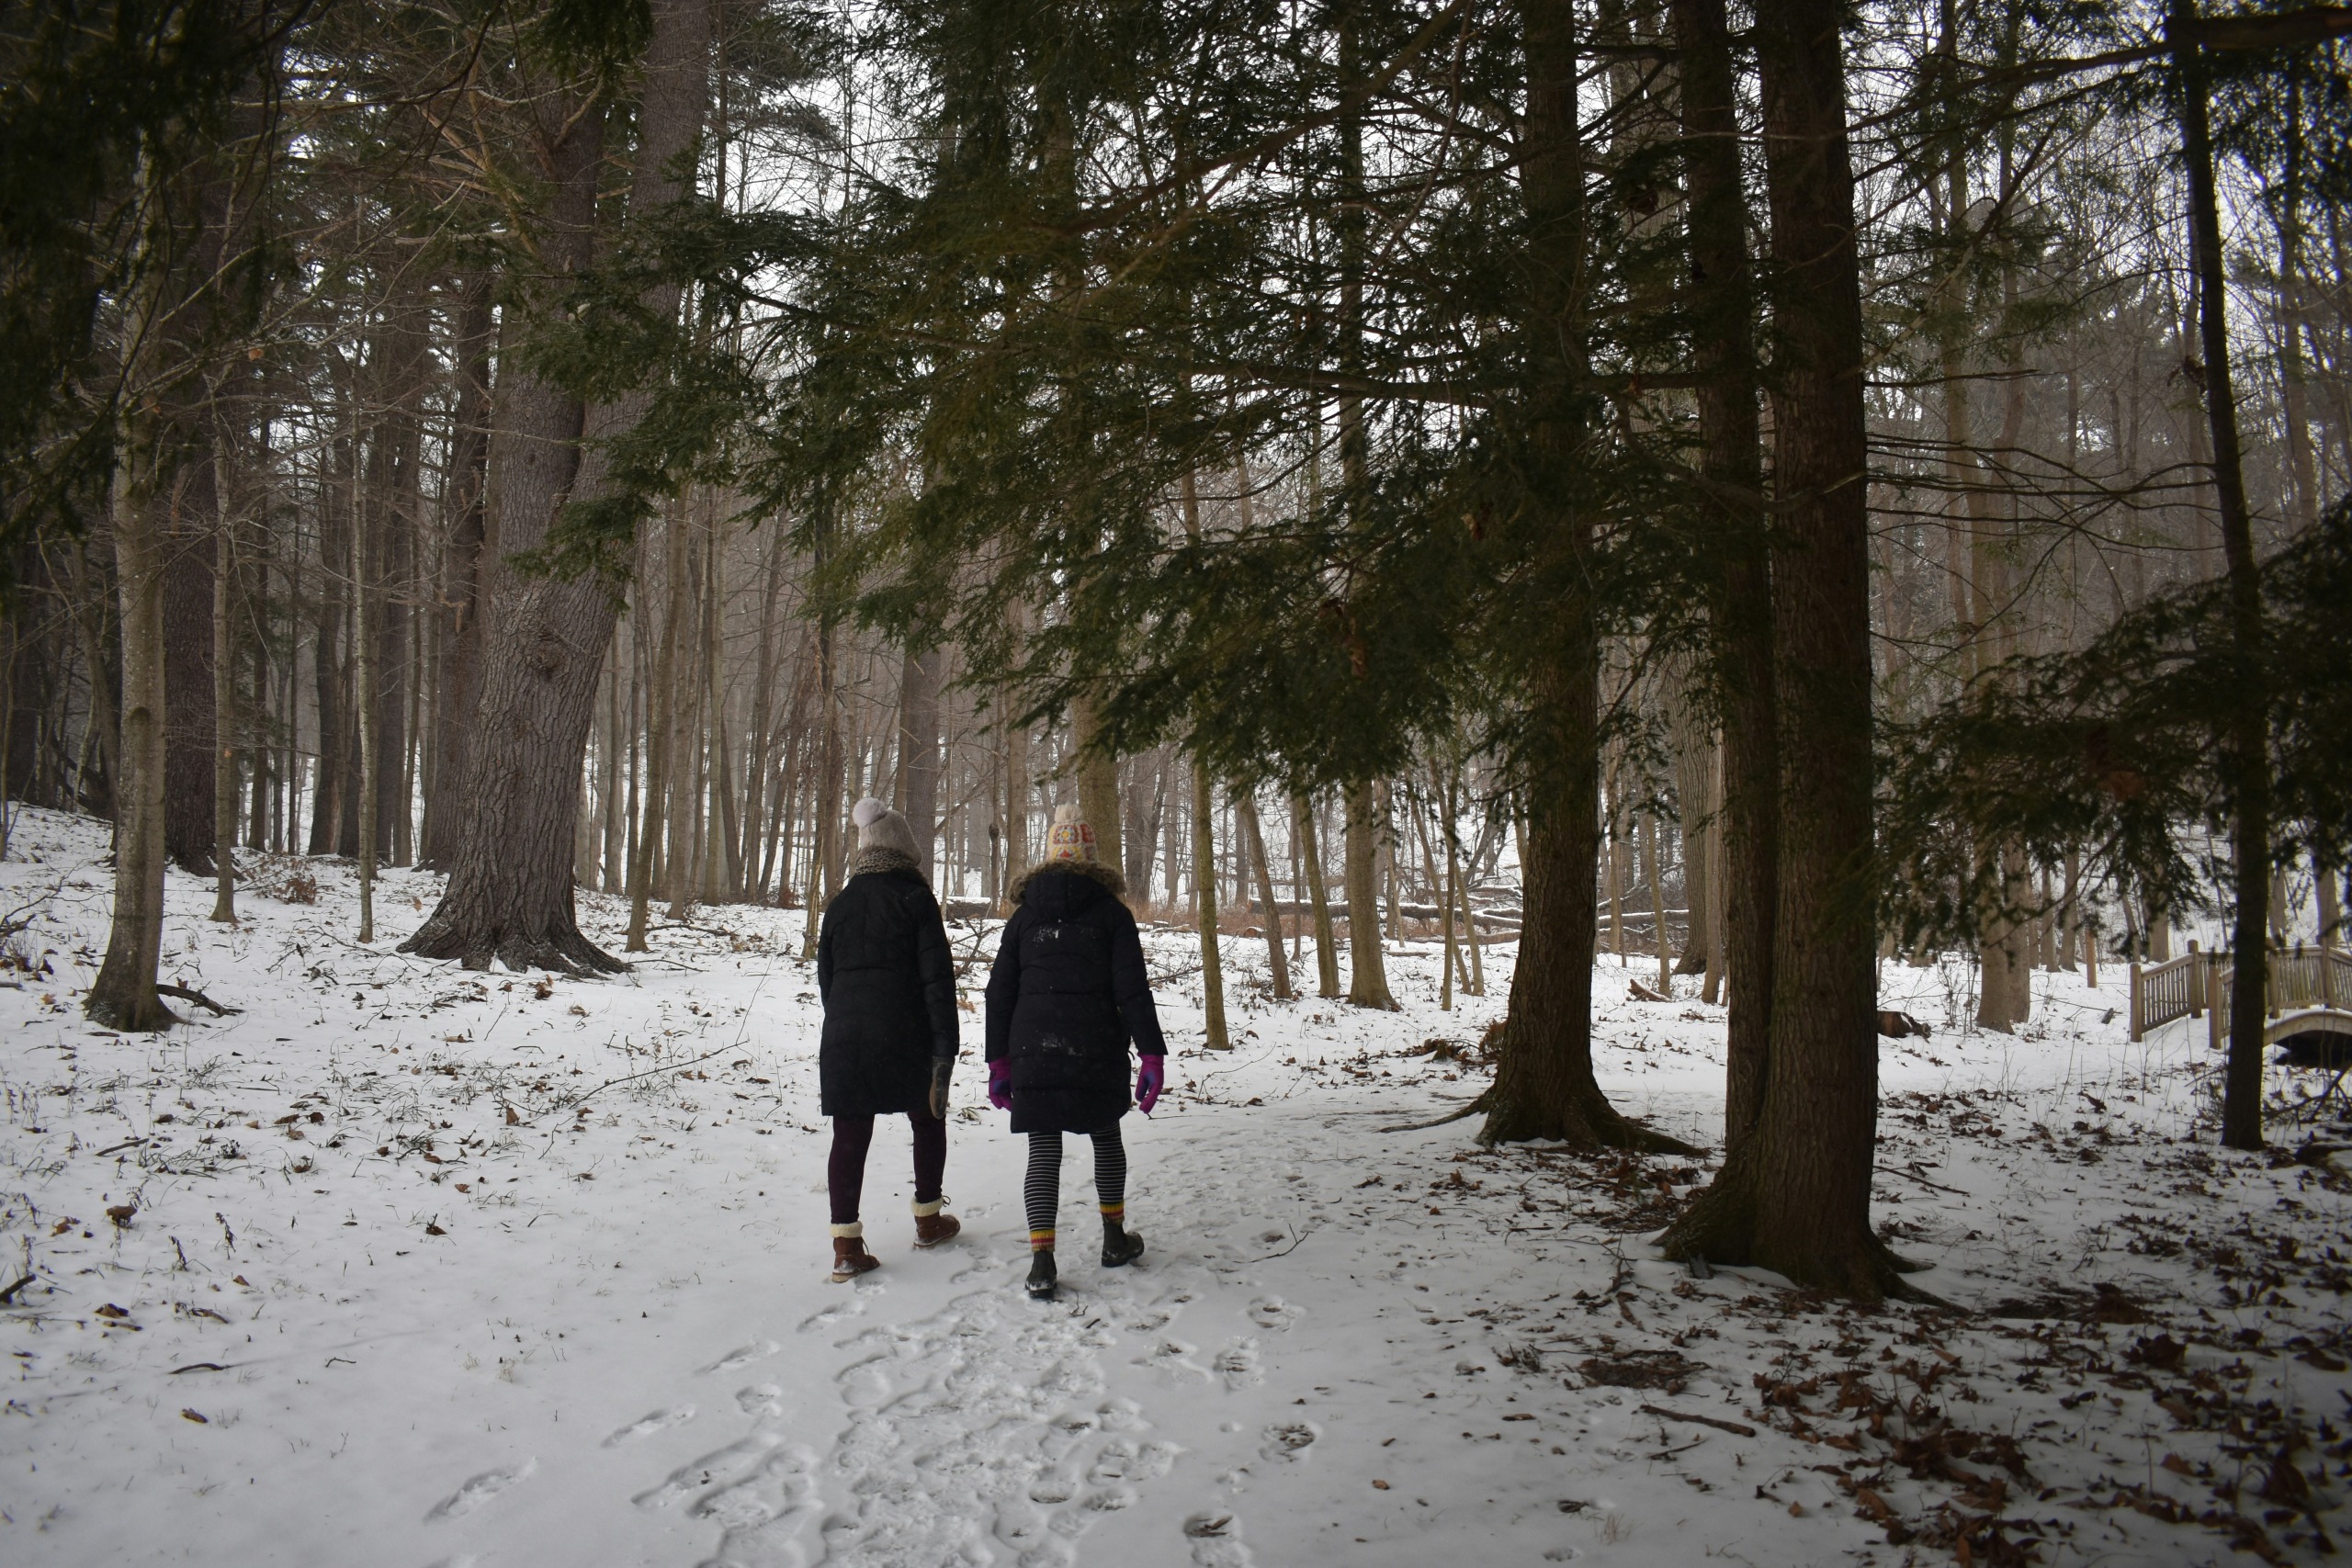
[94,1303,130,1318]
[181,1408,208,1424]
[1372,1479,1390,1490]
[424,1224,446,1236]
[106,1203,136,1228]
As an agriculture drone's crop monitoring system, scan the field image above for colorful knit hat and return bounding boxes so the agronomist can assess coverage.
[1046,802,1097,863]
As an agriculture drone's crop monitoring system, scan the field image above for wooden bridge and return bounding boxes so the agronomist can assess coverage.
[2129,942,2352,1049]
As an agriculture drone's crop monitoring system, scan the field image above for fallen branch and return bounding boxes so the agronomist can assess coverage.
[157,983,239,1016]
[1637,1403,1756,1438]
[0,1274,33,1306]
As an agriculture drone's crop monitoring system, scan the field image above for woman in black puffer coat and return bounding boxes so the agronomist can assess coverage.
[985,804,1168,1300]
[817,797,962,1281]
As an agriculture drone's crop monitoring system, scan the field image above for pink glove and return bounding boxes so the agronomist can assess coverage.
[1136,1055,1165,1116]
[988,1059,1012,1111]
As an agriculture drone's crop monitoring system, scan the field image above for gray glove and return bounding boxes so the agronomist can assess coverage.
[928,1056,955,1120]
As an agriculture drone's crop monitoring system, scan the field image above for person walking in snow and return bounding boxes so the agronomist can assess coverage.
[818,797,962,1282]
[986,803,1168,1301]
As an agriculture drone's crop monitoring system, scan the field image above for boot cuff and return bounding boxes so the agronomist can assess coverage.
[830,1222,864,1239]
[910,1198,943,1218]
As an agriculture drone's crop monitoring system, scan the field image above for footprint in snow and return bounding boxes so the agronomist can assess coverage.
[1184,1511,1256,1567]
[1247,1295,1296,1331]
[426,1459,535,1521]
[602,1404,695,1447]
[1259,1420,1317,1461]
[1214,1338,1263,1390]
[632,1433,782,1510]
[690,1442,820,1532]
[735,1383,783,1416]
[699,1339,780,1374]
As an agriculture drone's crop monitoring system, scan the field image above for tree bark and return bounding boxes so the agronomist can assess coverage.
[419,274,492,867]
[1660,0,1903,1296]
[1671,0,1777,1151]
[88,351,177,1030]
[899,642,943,874]
[403,0,709,972]
[1343,778,1395,1008]
[1193,756,1230,1046]
[1295,791,1341,998]
[1236,785,1293,999]
[2173,6,2272,1151]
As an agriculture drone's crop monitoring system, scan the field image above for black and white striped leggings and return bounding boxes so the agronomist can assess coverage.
[1023,1125,1127,1249]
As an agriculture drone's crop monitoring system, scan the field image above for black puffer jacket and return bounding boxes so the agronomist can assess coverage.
[985,860,1167,1134]
[818,849,959,1117]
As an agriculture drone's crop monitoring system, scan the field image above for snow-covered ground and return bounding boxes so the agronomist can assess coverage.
[2,804,2348,1567]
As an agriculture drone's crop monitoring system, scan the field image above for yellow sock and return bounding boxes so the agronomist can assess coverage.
[1030,1228,1056,1252]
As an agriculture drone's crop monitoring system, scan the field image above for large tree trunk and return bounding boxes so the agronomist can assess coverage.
[1661,0,1901,1296]
[161,468,218,874]
[88,389,176,1030]
[2174,11,2272,1151]
[1342,779,1395,1008]
[420,275,492,867]
[1479,0,1663,1147]
[899,643,943,874]
[1670,0,1778,1152]
[403,0,710,972]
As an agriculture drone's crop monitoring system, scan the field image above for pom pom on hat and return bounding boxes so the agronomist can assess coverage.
[1047,802,1098,863]
[853,796,920,859]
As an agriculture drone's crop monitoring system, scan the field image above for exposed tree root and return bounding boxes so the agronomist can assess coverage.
[1381,1085,1497,1134]
[401,915,628,976]
[1659,1162,1947,1305]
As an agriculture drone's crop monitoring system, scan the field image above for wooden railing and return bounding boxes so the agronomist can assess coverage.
[2130,942,2352,1044]
[2207,944,2352,1051]
[2129,949,2208,1040]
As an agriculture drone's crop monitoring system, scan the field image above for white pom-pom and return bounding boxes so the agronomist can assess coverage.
[1053,802,1083,826]
[853,796,888,829]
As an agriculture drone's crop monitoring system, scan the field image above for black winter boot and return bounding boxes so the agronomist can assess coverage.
[1025,1249,1058,1300]
[1101,1221,1145,1269]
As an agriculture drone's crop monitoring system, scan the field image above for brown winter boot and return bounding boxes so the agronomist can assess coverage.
[830,1228,880,1283]
[912,1199,960,1248]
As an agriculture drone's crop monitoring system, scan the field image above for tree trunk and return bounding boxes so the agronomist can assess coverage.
[354,463,377,944]
[1236,785,1292,999]
[420,274,492,867]
[1661,0,1903,1296]
[1671,0,1777,1151]
[899,643,943,874]
[88,374,177,1030]
[1296,791,1340,998]
[209,422,238,922]
[1193,757,1230,1047]
[162,461,218,874]
[1343,778,1394,1008]
[2174,6,2271,1151]
[404,0,708,971]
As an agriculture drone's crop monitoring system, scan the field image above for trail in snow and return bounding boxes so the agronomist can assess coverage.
[3,804,2350,1567]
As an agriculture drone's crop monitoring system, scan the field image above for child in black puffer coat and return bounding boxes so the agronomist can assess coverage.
[985,804,1168,1300]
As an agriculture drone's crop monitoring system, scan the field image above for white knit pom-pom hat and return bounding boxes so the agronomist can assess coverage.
[853,796,921,859]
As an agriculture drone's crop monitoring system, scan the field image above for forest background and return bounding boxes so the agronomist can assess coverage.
[5,0,2352,1301]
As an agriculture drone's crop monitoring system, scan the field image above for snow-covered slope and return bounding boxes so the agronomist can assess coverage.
[2,805,2346,1566]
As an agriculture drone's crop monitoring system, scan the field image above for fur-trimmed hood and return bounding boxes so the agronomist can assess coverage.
[1007,857,1127,905]
[852,846,924,880]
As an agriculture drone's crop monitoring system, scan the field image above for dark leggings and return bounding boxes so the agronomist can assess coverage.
[829,1111,946,1226]
[1023,1124,1128,1247]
